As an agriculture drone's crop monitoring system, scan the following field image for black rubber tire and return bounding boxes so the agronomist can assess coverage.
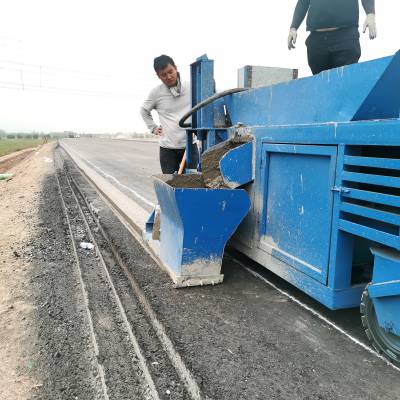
[360,286,400,367]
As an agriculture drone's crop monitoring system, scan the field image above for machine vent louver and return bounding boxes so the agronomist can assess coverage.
[338,146,400,250]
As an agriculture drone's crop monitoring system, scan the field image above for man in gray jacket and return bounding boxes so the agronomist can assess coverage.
[140,55,191,174]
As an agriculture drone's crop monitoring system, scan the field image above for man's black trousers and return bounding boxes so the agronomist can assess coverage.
[306,27,361,75]
[159,144,199,174]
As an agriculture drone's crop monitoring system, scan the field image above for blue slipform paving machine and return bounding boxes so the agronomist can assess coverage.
[145,53,400,365]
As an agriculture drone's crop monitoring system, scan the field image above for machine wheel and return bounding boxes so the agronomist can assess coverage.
[360,286,400,367]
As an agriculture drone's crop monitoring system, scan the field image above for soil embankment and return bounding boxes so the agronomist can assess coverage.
[0,144,53,399]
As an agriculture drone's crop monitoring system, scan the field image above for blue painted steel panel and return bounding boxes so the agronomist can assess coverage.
[369,248,400,335]
[328,145,354,291]
[341,188,400,208]
[243,121,399,309]
[190,54,215,128]
[372,296,400,336]
[145,208,156,236]
[177,189,250,263]
[219,141,254,188]
[342,171,400,188]
[352,50,400,121]
[252,119,400,146]
[154,181,184,271]
[369,281,400,299]
[189,54,215,166]
[344,156,400,170]
[339,220,399,250]
[225,53,400,127]
[260,144,337,283]
[153,176,250,274]
[370,247,400,285]
[340,202,400,226]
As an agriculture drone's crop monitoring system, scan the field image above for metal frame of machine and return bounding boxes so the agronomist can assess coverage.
[178,53,400,365]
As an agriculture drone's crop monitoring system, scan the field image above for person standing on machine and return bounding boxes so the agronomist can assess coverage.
[287,0,377,75]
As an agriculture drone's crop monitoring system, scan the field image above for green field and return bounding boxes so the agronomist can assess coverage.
[0,138,44,157]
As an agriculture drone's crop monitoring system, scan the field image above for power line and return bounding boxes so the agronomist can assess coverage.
[0,80,113,96]
[0,80,136,97]
[0,64,108,81]
[0,59,111,78]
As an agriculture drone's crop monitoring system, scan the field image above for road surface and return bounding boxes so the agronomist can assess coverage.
[59,137,400,399]
[62,137,160,210]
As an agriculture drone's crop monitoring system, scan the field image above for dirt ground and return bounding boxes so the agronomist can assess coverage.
[0,148,37,174]
[0,144,54,399]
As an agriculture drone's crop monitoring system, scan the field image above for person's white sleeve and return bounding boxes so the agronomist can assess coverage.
[140,88,158,133]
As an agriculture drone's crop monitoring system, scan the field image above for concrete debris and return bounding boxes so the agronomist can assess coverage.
[79,242,94,250]
[152,206,161,240]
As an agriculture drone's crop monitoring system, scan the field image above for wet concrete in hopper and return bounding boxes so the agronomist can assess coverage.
[165,173,205,188]
[162,136,252,190]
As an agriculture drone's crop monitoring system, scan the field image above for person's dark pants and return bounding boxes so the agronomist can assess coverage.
[159,144,199,174]
[306,27,361,75]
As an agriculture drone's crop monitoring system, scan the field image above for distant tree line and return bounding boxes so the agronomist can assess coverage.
[0,130,74,140]
[3,133,39,139]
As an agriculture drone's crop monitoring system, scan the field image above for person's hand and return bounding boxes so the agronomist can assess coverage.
[153,126,163,136]
[288,28,297,50]
[363,14,377,39]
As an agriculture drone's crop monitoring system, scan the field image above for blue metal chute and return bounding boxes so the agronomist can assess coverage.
[219,141,254,189]
[224,51,400,127]
[352,51,400,121]
[201,137,254,189]
[152,174,250,287]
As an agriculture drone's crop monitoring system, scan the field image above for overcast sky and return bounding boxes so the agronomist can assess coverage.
[0,0,397,134]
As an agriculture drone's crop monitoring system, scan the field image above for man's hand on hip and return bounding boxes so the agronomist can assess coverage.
[153,126,163,136]
[363,14,377,40]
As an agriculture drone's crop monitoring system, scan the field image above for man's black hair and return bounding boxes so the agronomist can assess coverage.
[153,55,176,73]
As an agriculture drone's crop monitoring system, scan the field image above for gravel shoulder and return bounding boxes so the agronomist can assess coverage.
[0,144,102,399]
[0,144,53,399]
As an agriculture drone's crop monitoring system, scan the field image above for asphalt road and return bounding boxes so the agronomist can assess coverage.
[60,137,400,398]
[62,137,160,210]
